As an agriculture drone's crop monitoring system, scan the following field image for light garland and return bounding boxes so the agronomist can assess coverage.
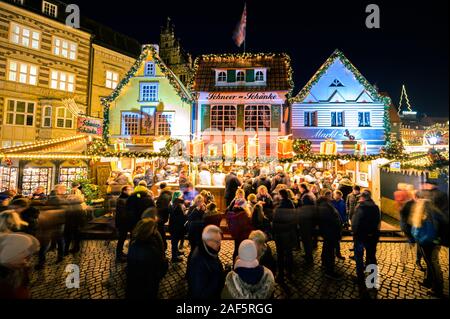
[398,84,413,114]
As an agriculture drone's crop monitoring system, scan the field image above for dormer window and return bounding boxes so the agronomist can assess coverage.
[255,70,265,82]
[236,70,245,82]
[144,62,155,76]
[42,1,58,18]
[330,79,344,87]
[217,71,227,83]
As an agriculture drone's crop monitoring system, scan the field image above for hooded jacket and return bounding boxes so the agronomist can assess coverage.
[351,199,381,241]
[221,266,275,299]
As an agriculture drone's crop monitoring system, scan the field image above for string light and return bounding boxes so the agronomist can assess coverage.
[398,84,413,114]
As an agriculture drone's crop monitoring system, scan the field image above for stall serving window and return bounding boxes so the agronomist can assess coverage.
[59,167,87,190]
[0,167,18,192]
[210,105,237,131]
[244,105,271,131]
[22,167,52,196]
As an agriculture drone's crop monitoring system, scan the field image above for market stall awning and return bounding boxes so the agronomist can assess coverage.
[0,135,97,160]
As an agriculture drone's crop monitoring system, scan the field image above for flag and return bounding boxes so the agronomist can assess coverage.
[232,4,247,47]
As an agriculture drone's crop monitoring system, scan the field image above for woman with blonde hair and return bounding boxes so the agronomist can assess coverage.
[256,185,274,221]
[409,198,445,297]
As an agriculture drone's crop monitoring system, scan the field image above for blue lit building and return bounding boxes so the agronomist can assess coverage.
[290,49,390,154]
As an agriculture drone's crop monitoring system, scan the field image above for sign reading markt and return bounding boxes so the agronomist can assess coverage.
[77,116,103,136]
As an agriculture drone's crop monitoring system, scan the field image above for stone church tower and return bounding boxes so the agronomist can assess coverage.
[159,17,194,86]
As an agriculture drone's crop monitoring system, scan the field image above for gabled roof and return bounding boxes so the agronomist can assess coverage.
[190,52,294,95]
[102,45,193,105]
[291,49,390,105]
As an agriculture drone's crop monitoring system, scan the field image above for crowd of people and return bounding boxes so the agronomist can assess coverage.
[0,183,88,298]
[0,163,448,300]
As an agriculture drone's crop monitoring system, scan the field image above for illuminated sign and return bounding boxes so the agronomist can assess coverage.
[390,162,401,172]
[77,117,103,135]
[200,92,285,104]
[292,128,385,142]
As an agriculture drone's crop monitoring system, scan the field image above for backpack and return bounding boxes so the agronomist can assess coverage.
[411,217,437,245]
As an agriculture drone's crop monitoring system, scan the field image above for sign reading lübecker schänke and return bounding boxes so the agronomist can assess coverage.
[77,116,103,136]
[200,92,284,104]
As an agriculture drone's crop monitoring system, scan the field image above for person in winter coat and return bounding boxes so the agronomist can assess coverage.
[242,176,256,199]
[351,190,381,285]
[187,225,225,299]
[338,176,353,201]
[186,195,206,270]
[126,218,167,299]
[332,190,348,228]
[409,195,446,297]
[299,183,316,206]
[222,240,275,299]
[10,198,40,236]
[126,185,155,233]
[115,185,133,261]
[0,210,40,299]
[253,174,272,195]
[63,194,86,255]
[225,169,242,207]
[168,191,186,263]
[226,189,253,262]
[256,186,274,222]
[346,185,361,223]
[399,194,424,270]
[156,183,172,253]
[419,180,449,218]
[272,189,297,283]
[271,166,291,193]
[318,190,344,279]
[249,230,277,274]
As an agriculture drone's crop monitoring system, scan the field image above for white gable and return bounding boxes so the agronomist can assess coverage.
[309,59,368,102]
[303,92,319,103]
[355,90,374,103]
[328,90,346,103]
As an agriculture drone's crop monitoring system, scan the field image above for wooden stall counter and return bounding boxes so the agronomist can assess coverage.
[195,185,226,212]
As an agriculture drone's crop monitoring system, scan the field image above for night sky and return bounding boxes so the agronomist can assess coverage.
[71,0,448,117]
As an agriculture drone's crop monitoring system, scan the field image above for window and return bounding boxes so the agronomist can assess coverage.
[331,111,344,127]
[21,167,52,196]
[122,112,140,136]
[358,112,371,127]
[42,1,58,17]
[52,37,77,60]
[13,0,24,5]
[255,70,265,82]
[10,23,40,50]
[157,112,175,136]
[50,70,75,92]
[210,105,237,131]
[59,167,87,190]
[105,71,119,89]
[217,71,227,83]
[236,70,245,82]
[330,79,344,87]
[7,60,38,85]
[0,167,18,193]
[304,111,317,127]
[244,105,271,131]
[42,105,52,128]
[140,83,158,102]
[55,107,74,129]
[6,100,35,126]
[145,62,155,76]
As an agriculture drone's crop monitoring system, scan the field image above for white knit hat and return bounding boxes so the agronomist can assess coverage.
[0,233,40,268]
[234,239,259,269]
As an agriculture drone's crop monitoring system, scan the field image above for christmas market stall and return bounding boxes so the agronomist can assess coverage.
[0,135,96,195]
[379,150,449,220]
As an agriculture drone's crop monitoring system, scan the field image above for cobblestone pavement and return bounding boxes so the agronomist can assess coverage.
[29,240,449,299]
